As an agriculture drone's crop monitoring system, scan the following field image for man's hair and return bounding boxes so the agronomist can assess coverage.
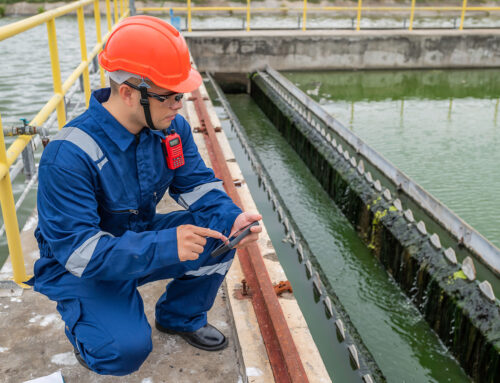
[109,78,120,94]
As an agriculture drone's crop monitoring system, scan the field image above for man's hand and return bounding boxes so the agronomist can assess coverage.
[177,225,226,262]
[230,212,263,249]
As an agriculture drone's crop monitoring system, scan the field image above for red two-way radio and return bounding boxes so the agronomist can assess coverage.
[162,131,185,169]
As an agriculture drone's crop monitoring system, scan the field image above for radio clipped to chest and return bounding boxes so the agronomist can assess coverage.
[162,130,185,169]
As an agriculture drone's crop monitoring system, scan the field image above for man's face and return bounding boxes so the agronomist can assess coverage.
[125,79,184,131]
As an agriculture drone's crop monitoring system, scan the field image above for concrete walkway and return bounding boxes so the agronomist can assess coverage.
[0,197,245,383]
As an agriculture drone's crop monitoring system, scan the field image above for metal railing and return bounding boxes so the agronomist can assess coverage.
[0,0,129,286]
[137,0,500,32]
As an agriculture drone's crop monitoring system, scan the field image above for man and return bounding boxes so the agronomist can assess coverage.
[28,15,261,376]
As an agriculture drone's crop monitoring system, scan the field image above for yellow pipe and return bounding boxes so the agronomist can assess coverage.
[113,0,118,24]
[94,0,105,88]
[246,0,250,32]
[77,7,91,107]
[302,0,307,31]
[46,18,66,129]
[409,0,416,31]
[137,5,500,13]
[0,0,94,41]
[460,0,468,30]
[356,0,362,31]
[0,115,28,286]
[139,6,189,12]
[188,0,192,32]
[30,95,63,131]
[119,0,123,18]
[106,0,112,32]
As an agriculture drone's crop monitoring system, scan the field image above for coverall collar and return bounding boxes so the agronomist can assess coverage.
[89,88,165,152]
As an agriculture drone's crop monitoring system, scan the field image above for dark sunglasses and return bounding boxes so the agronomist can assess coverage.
[123,81,184,103]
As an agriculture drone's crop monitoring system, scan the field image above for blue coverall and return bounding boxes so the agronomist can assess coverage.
[29,88,242,375]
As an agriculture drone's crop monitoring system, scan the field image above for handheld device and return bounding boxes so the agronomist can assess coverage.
[162,131,185,169]
[210,221,260,258]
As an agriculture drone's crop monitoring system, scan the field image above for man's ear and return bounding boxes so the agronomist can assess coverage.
[118,83,135,107]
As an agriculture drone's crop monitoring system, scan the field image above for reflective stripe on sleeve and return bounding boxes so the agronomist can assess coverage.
[65,231,114,277]
[184,259,233,277]
[53,127,108,170]
[177,181,225,209]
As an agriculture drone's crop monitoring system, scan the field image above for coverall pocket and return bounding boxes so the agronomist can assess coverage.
[99,204,139,235]
[57,299,114,354]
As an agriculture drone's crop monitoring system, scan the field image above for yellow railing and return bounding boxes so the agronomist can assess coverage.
[0,0,129,286]
[139,1,500,32]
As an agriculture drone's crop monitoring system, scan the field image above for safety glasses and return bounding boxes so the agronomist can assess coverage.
[123,81,184,104]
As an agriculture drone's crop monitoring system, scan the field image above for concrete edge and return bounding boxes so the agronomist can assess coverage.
[186,79,332,383]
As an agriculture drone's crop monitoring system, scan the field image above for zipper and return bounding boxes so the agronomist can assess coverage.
[111,209,139,215]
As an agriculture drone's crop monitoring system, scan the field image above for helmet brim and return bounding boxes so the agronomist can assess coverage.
[163,68,202,94]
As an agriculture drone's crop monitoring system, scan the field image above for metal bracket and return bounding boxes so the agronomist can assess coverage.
[273,280,293,296]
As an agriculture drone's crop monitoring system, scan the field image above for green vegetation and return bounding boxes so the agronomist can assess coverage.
[37,5,44,13]
[0,5,5,17]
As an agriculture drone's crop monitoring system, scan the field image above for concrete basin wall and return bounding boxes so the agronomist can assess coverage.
[186,30,500,72]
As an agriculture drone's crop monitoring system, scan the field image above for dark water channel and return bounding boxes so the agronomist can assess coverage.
[218,91,470,382]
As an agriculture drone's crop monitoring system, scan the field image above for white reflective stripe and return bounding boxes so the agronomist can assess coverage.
[53,127,107,168]
[65,231,114,277]
[185,259,233,277]
[178,181,225,209]
[97,157,108,170]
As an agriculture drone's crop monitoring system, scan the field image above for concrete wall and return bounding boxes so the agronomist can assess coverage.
[186,30,500,72]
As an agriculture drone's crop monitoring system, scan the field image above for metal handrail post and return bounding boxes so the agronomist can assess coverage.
[21,140,36,180]
[77,6,91,107]
[356,0,362,31]
[302,0,307,31]
[113,0,119,24]
[94,0,105,88]
[119,0,124,18]
[129,0,136,16]
[106,0,112,31]
[0,114,28,286]
[46,19,66,129]
[246,0,251,32]
[409,0,416,30]
[187,0,192,32]
[459,0,467,30]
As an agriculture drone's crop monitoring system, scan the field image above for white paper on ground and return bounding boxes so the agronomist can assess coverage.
[23,371,64,383]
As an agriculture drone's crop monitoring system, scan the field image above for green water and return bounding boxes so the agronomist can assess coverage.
[0,16,106,267]
[283,69,500,250]
[224,93,470,382]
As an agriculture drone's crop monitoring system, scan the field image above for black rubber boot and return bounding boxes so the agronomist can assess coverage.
[155,321,228,351]
[74,348,92,371]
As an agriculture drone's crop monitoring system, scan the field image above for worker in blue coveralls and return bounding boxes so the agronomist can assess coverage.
[28,15,262,376]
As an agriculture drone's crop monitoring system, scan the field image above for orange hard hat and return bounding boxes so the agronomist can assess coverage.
[99,15,201,93]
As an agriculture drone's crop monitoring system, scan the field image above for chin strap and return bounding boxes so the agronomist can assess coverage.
[138,80,157,131]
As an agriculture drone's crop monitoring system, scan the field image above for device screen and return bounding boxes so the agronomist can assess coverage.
[169,138,180,146]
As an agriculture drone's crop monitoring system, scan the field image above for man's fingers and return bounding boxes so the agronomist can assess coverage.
[248,213,262,221]
[190,243,204,254]
[250,226,262,233]
[192,235,207,247]
[235,233,259,248]
[192,226,224,240]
